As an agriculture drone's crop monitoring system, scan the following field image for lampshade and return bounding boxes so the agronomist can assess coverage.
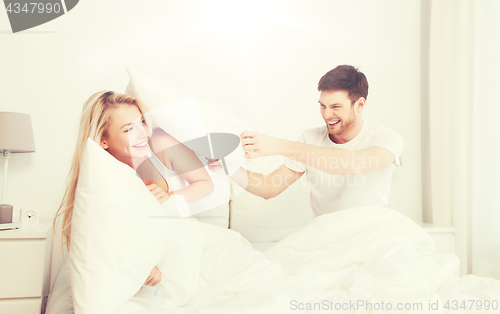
[0,112,35,153]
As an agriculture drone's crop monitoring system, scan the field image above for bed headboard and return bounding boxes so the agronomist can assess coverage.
[228,157,313,242]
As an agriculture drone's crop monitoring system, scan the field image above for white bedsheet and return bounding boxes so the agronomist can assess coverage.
[251,241,278,252]
[48,206,500,313]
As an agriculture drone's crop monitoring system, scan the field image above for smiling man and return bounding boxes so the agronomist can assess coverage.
[235,65,404,216]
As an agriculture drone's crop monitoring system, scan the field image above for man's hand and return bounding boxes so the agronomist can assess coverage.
[206,157,223,172]
[144,266,162,286]
[240,131,284,158]
[146,183,171,204]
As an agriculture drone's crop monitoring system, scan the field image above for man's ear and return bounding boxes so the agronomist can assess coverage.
[355,97,366,112]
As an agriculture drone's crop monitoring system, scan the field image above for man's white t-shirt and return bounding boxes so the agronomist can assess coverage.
[283,121,404,217]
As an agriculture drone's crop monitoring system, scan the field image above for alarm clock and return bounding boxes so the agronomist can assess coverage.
[21,210,39,225]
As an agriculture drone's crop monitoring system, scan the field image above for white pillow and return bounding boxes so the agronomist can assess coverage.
[124,67,247,218]
[69,139,202,314]
[125,68,246,175]
[124,67,246,136]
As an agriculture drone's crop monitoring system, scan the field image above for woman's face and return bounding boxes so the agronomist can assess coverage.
[100,104,150,165]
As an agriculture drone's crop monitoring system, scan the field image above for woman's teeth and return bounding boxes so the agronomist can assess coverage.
[132,141,147,148]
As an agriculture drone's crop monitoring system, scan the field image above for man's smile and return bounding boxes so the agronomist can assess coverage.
[327,120,341,127]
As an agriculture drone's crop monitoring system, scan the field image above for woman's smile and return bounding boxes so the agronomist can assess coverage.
[132,140,148,149]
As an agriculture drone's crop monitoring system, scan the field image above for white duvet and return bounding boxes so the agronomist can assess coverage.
[48,206,500,313]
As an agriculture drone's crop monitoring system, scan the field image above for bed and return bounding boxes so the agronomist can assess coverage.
[44,153,312,312]
[44,69,500,313]
[44,152,500,314]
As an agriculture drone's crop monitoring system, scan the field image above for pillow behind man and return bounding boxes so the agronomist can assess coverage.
[69,139,202,314]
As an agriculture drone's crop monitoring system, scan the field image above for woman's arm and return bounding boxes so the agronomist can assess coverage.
[149,129,214,203]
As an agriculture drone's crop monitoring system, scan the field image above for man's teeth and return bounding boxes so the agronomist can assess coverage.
[328,120,340,125]
[133,141,147,148]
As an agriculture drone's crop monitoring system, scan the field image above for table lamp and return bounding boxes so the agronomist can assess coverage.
[0,112,35,225]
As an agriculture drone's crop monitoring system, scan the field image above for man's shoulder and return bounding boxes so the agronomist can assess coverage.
[362,122,404,147]
[301,126,328,141]
[364,122,402,138]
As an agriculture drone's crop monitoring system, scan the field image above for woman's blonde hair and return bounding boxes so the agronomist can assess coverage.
[53,91,148,250]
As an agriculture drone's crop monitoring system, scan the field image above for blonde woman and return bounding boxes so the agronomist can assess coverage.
[53,91,214,287]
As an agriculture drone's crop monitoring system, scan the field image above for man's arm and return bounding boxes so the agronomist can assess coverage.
[229,165,304,199]
[241,131,396,176]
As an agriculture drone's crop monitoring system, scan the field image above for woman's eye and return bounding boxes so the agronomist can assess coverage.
[125,120,145,133]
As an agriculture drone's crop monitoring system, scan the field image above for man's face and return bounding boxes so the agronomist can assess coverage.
[319,90,360,140]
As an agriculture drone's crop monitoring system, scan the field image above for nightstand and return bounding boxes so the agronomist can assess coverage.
[0,222,51,314]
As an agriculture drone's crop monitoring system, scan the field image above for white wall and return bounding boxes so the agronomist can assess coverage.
[472,0,500,279]
[0,0,422,223]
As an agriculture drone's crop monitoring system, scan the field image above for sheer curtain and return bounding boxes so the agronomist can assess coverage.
[422,0,473,275]
[423,0,500,278]
[472,0,500,280]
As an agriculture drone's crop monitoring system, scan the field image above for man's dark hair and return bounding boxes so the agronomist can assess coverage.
[318,65,368,105]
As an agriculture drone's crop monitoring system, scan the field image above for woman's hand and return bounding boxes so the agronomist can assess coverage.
[146,183,171,203]
[144,266,162,286]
